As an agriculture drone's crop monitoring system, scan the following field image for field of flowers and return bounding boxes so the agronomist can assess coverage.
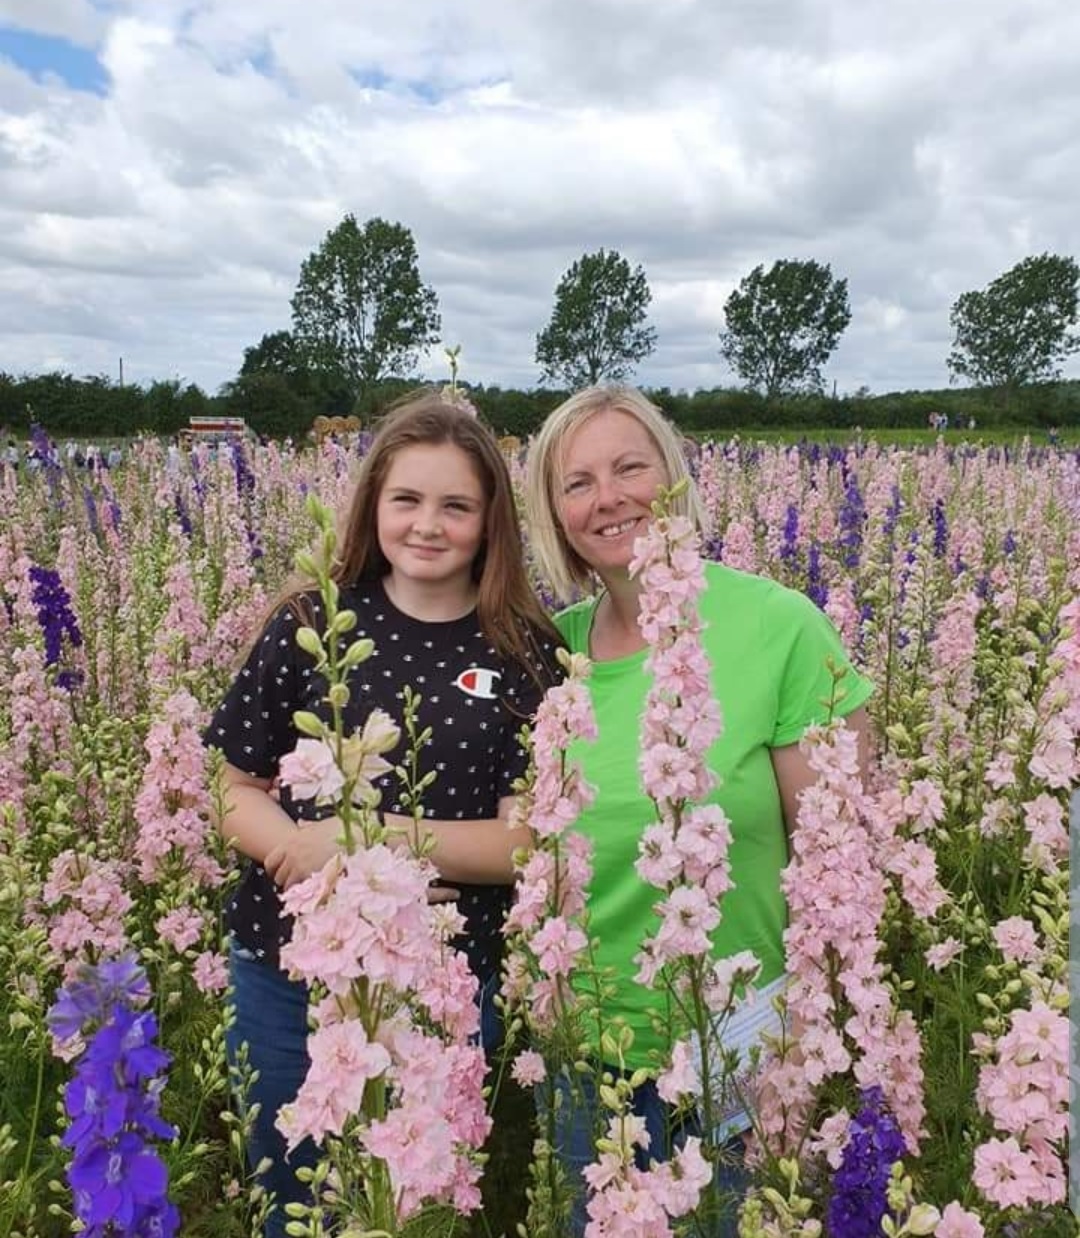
[0,429,1076,1236]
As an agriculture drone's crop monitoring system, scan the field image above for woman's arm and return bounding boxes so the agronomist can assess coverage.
[769,706,873,838]
[384,795,528,885]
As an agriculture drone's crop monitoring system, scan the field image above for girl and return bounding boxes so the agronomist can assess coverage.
[206,393,561,1236]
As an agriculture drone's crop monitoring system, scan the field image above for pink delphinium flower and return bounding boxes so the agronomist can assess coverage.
[511,1050,547,1087]
[134,690,222,886]
[971,1137,1046,1209]
[760,723,927,1153]
[277,1019,393,1149]
[191,949,229,994]
[934,1201,986,1238]
[502,648,596,1033]
[925,937,963,971]
[990,916,1041,964]
[278,737,346,803]
[155,906,206,954]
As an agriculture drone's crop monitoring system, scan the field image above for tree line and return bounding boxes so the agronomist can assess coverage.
[1,214,1077,440]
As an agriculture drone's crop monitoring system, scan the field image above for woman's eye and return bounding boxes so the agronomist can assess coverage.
[563,478,589,495]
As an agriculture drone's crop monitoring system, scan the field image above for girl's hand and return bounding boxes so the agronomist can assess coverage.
[264,818,343,889]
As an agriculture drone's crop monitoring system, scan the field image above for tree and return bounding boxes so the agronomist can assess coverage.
[719,259,851,398]
[947,253,1080,398]
[535,248,657,388]
[290,215,441,403]
[240,330,305,379]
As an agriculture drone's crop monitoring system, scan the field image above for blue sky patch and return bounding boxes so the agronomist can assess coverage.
[0,27,108,95]
[349,66,445,104]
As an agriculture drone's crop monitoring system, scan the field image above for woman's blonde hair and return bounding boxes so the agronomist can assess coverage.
[524,385,709,602]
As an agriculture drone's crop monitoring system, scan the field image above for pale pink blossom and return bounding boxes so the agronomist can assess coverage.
[656,1038,702,1104]
[155,907,205,953]
[934,1202,985,1238]
[278,737,346,802]
[971,1136,1045,1209]
[925,937,963,971]
[192,949,229,993]
[510,1050,547,1087]
[991,916,1041,964]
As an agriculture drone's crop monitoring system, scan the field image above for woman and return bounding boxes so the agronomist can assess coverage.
[207,393,562,1236]
[524,385,873,1234]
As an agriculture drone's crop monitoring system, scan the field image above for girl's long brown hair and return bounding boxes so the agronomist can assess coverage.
[316,391,561,687]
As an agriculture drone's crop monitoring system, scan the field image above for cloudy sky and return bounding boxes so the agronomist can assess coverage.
[0,0,1078,398]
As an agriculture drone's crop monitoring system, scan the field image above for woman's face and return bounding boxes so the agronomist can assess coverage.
[556,408,666,581]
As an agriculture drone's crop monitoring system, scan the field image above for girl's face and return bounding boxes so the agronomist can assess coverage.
[557,408,666,581]
[376,441,487,599]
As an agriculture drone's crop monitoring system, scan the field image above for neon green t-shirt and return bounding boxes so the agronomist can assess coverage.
[555,562,874,1069]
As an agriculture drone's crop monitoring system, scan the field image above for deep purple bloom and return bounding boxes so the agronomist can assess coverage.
[68,1130,175,1232]
[779,504,799,564]
[28,564,83,678]
[931,498,948,558]
[50,955,178,1237]
[882,485,902,539]
[836,473,866,570]
[174,491,192,537]
[826,1086,907,1238]
[1002,528,1017,556]
[806,541,829,610]
[229,440,256,496]
[48,953,150,1041]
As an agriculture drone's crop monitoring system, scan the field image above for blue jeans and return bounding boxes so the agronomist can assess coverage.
[226,946,319,1238]
[227,945,503,1238]
[539,1067,749,1237]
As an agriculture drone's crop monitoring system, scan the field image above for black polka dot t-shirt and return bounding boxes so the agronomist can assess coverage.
[206,578,560,985]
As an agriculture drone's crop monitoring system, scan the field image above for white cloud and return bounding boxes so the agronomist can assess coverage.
[0,0,1077,395]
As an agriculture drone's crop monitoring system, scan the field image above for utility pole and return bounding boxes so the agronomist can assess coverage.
[119,357,124,387]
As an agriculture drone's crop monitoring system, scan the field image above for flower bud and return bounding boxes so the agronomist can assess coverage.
[295,626,324,658]
[293,710,325,739]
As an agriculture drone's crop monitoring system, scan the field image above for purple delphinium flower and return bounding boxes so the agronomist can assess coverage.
[931,498,948,558]
[826,1086,907,1238]
[82,486,102,539]
[1002,528,1017,556]
[48,954,179,1237]
[779,504,800,565]
[28,564,83,670]
[229,440,256,497]
[806,541,829,610]
[836,472,866,570]
[882,485,902,540]
[174,491,192,537]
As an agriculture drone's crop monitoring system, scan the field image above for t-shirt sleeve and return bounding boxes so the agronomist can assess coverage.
[204,602,314,777]
[495,629,564,797]
[766,586,875,748]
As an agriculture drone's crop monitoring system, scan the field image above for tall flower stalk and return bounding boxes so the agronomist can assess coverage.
[267,494,490,1233]
[47,953,180,1236]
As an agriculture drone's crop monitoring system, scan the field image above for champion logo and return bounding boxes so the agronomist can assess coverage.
[453,667,502,700]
